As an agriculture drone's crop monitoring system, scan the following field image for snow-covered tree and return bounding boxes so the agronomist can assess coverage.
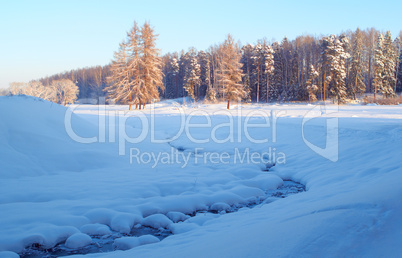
[24,81,56,101]
[52,79,79,105]
[183,55,200,100]
[379,31,396,97]
[104,41,133,108]
[105,21,163,109]
[171,57,179,97]
[348,28,366,100]
[263,44,275,102]
[216,35,246,109]
[305,65,319,103]
[140,22,164,108]
[373,34,385,101]
[321,35,350,104]
[251,44,263,103]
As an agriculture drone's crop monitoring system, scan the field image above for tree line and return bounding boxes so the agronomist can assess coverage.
[5,26,402,107]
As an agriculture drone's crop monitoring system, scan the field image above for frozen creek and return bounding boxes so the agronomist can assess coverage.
[19,180,305,257]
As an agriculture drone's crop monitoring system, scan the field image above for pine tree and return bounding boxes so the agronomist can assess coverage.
[263,44,275,102]
[198,51,211,98]
[251,44,263,103]
[348,28,366,100]
[104,41,133,107]
[171,57,179,98]
[271,42,283,101]
[183,55,200,100]
[140,22,164,108]
[305,65,319,103]
[373,34,385,101]
[126,21,143,109]
[322,35,349,104]
[216,35,246,109]
[380,31,396,97]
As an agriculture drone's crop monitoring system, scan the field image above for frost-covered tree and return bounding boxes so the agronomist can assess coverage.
[171,57,179,97]
[126,21,143,109]
[270,42,283,101]
[305,65,319,103]
[216,35,246,109]
[104,41,133,108]
[140,22,164,108]
[24,81,56,101]
[183,55,200,100]
[52,79,79,105]
[348,28,366,100]
[105,21,163,110]
[380,31,396,97]
[373,34,385,101]
[263,44,275,102]
[251,44,263,103]
[322,35,349,104]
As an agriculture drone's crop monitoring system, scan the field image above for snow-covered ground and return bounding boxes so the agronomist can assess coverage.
[0,96,401,257]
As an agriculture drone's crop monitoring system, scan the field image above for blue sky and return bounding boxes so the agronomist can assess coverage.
[0,0,401,89]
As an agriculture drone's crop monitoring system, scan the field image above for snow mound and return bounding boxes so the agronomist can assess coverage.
[65,233,92,249]
[113,235,160,251]
[0,96,113,178]
[141,214,172,229]
[80,224,112,236]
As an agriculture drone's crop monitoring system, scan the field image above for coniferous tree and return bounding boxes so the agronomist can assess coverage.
[271,42,283,101]
[380,31,396,97]
[305,65,319,103]
[263,44,275,102]
[104,41,133,107]
[140,22,164,108]
[348,28,366,100]
[216,35,246,109]
[373,34,385,101]
[322,35,349,104]
[183,55,200,100]
[171,57,180,98]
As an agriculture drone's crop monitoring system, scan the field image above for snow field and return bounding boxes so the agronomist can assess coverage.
[1,96,402,257]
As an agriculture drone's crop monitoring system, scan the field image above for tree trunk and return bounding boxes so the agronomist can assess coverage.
[374,81,377,102]
[129,104,132,110]
[323,71,326,102]
[256,68,260,103]
[227,98,230,109]
[266,74,269,103]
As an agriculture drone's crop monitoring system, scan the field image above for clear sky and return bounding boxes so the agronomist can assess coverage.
[0,0,401,89]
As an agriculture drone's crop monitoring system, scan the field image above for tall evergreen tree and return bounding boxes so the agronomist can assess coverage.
[263,44,275,102]
[305,65,319,103]
[348,28,366,100]
[104,41,134,108]
[216,35,246,109]
[183,55,200,100]
[380,31,396,97]
[323,35,350,104]
[140,22,164,108]
[373,34,385,101]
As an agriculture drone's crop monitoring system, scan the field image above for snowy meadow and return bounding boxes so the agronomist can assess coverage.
[0,96,402,257]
